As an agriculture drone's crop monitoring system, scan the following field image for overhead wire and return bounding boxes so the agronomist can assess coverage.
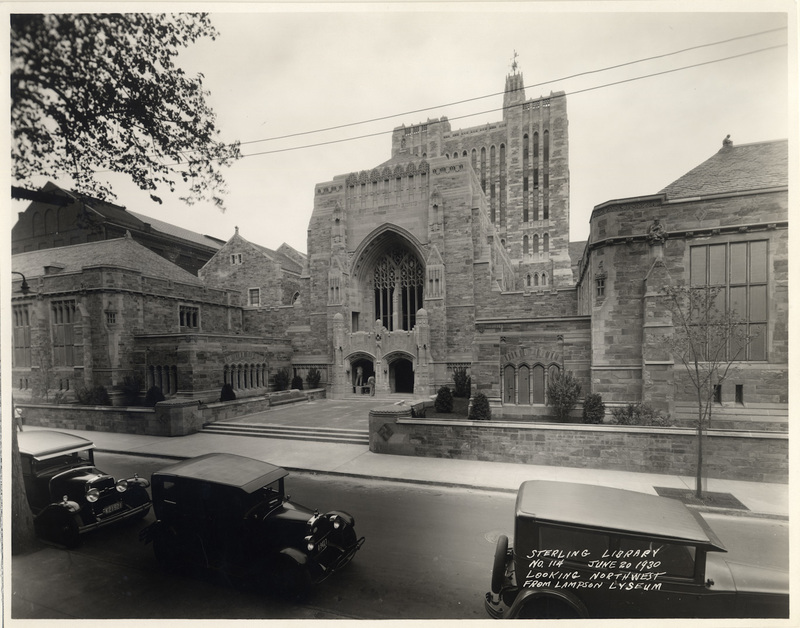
[239,26,786,148]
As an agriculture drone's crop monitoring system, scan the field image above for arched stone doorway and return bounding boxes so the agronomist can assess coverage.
[348,354,374,393]
[390,358,414,394]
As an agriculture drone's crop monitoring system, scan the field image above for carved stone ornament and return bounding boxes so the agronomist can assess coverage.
[646,219,668,245]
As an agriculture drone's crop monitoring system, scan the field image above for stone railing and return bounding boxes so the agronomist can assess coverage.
[368,411,787,484]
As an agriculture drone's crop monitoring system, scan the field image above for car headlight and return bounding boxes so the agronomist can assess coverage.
[304,535,315,552]
[115,479,128,492]
[332,516,342,530]
[86,488,100,502]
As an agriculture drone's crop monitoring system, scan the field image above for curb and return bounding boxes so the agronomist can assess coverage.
[97,447,788,522]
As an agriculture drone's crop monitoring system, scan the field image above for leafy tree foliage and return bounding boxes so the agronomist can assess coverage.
[546,370,581,421]
[273,367,291,391]
[220,383,236,402]
[581,393,606,424]
[434,386,454,413]
[451,366,471,398]
[291,374,304,390]
[468,392,492,421]
[11,13,240,208]
[305,367,322,389]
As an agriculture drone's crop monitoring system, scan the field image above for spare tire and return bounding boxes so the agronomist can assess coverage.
[491,534,509,594]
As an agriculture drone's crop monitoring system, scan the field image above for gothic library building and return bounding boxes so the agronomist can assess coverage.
[11,70,788,430]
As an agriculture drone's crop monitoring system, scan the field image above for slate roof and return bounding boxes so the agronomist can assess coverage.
[12,235,203,285]
[251,242,305,275]
[660,139,788,200]
[128,210,225,250]
[32,182,224,251]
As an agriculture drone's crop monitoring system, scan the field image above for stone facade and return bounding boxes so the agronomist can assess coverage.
[10,70,789,432]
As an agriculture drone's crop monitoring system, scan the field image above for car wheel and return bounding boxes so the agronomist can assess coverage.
[491,534,509,594]
[275,554,312,601]
[37,508,81,549]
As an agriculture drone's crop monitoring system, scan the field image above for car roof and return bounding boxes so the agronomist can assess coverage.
[17,430,95,460]
[516,481,726,551]
[153,453,288,493]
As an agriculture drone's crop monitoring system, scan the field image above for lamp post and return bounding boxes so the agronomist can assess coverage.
[12,271,30,295]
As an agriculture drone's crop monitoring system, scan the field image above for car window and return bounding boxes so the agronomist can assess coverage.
[617,536,696,579]
[35,451,92,473]
[538,525,609,564]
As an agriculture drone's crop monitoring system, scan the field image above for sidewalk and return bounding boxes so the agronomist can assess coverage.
[22,397,788,519]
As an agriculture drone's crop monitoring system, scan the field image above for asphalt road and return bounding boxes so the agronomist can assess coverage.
[10,453,789,620]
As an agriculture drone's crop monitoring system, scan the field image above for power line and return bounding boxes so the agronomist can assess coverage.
[240,26,786,148]
[238,43,786,160]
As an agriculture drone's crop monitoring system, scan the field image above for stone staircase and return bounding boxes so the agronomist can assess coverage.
[200,421,370,446]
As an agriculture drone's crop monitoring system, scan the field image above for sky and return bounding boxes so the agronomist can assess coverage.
[8,3,795,254]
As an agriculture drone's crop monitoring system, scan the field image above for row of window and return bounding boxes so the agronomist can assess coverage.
[503,363,561,405]
[223,363,269,389]
[522,233,550,256]
[525,272,548,288]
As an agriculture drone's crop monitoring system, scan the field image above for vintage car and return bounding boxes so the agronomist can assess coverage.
[18,429,151,548]
[485,481,788,620]
[139,453,365,597]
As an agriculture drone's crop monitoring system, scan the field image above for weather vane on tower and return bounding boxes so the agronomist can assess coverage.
[511,50,519,74]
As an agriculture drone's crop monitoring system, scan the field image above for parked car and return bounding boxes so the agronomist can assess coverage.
[18,429,151,548]
[485,481,788,620]
[139,453,365,597]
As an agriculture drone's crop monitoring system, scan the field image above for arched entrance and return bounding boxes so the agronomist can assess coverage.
[391,358,414,394]
[348,355,374,393]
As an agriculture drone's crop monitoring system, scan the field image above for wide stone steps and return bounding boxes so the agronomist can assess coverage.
[200,421,370,445]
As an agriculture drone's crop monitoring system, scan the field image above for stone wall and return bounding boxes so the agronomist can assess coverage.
[369,412,787,483]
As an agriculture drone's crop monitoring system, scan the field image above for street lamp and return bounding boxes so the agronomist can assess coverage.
[12,271,30,295]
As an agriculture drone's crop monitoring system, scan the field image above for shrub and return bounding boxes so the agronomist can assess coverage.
[610,403,671,427]
[76,385,111,406]
[220,383,236,402]
[273,367,290,391]
[452,367,471,398]
[144,386,165,407]
[547,370,582,421]
[582,393,606,424]
[306,367,321,389]
[120,375,143,406]
[291,375,304,390]
[434,386,454,413]
[468,392,492,420]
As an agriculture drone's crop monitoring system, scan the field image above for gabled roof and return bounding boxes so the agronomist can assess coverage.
[251,242,304,275]
[128,210,225,250]
[660,139,788,200]
[12,234,203,285]
[28,182,224,251]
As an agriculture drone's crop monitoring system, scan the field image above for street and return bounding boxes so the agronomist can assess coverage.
[11,453,789,620]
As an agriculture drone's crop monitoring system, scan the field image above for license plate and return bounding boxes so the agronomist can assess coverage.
[103,502,123,515]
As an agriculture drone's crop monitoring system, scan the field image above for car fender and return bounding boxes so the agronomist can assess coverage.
[279,546,310,567]
[42,496,81,515]
[124,474,150,488]
[324,510,355,527]
[507,588,589,619]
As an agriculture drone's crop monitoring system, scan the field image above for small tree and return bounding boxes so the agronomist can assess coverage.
[582,393,606,424]
[306,367,321,389]
[76,384,111,406]
[468,392,492,421]
[452,367,471,398]
[219,383,236,402]
[434,386,454,413]
[660,284,754,498]
[144,386,165,407]
[291,374,304,390]
[120,374,143,406]
[547,370,582,421]
[273,368,291,391]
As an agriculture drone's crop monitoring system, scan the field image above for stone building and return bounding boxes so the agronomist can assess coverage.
[12,181,224,275]
[10,233,290,403]
[10,68,788,430]
[303,69,578,404]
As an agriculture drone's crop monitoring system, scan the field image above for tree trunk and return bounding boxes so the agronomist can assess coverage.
[11,419,38,554]
[695,389,704,499]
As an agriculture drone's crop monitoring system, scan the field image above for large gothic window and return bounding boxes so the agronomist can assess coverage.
[373,248,424,331]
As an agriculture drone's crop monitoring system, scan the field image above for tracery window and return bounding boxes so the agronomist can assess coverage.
[51,299,78,366]
[373,248,424,331]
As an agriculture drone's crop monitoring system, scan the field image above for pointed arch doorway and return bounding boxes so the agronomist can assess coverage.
[388,355,415,394]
